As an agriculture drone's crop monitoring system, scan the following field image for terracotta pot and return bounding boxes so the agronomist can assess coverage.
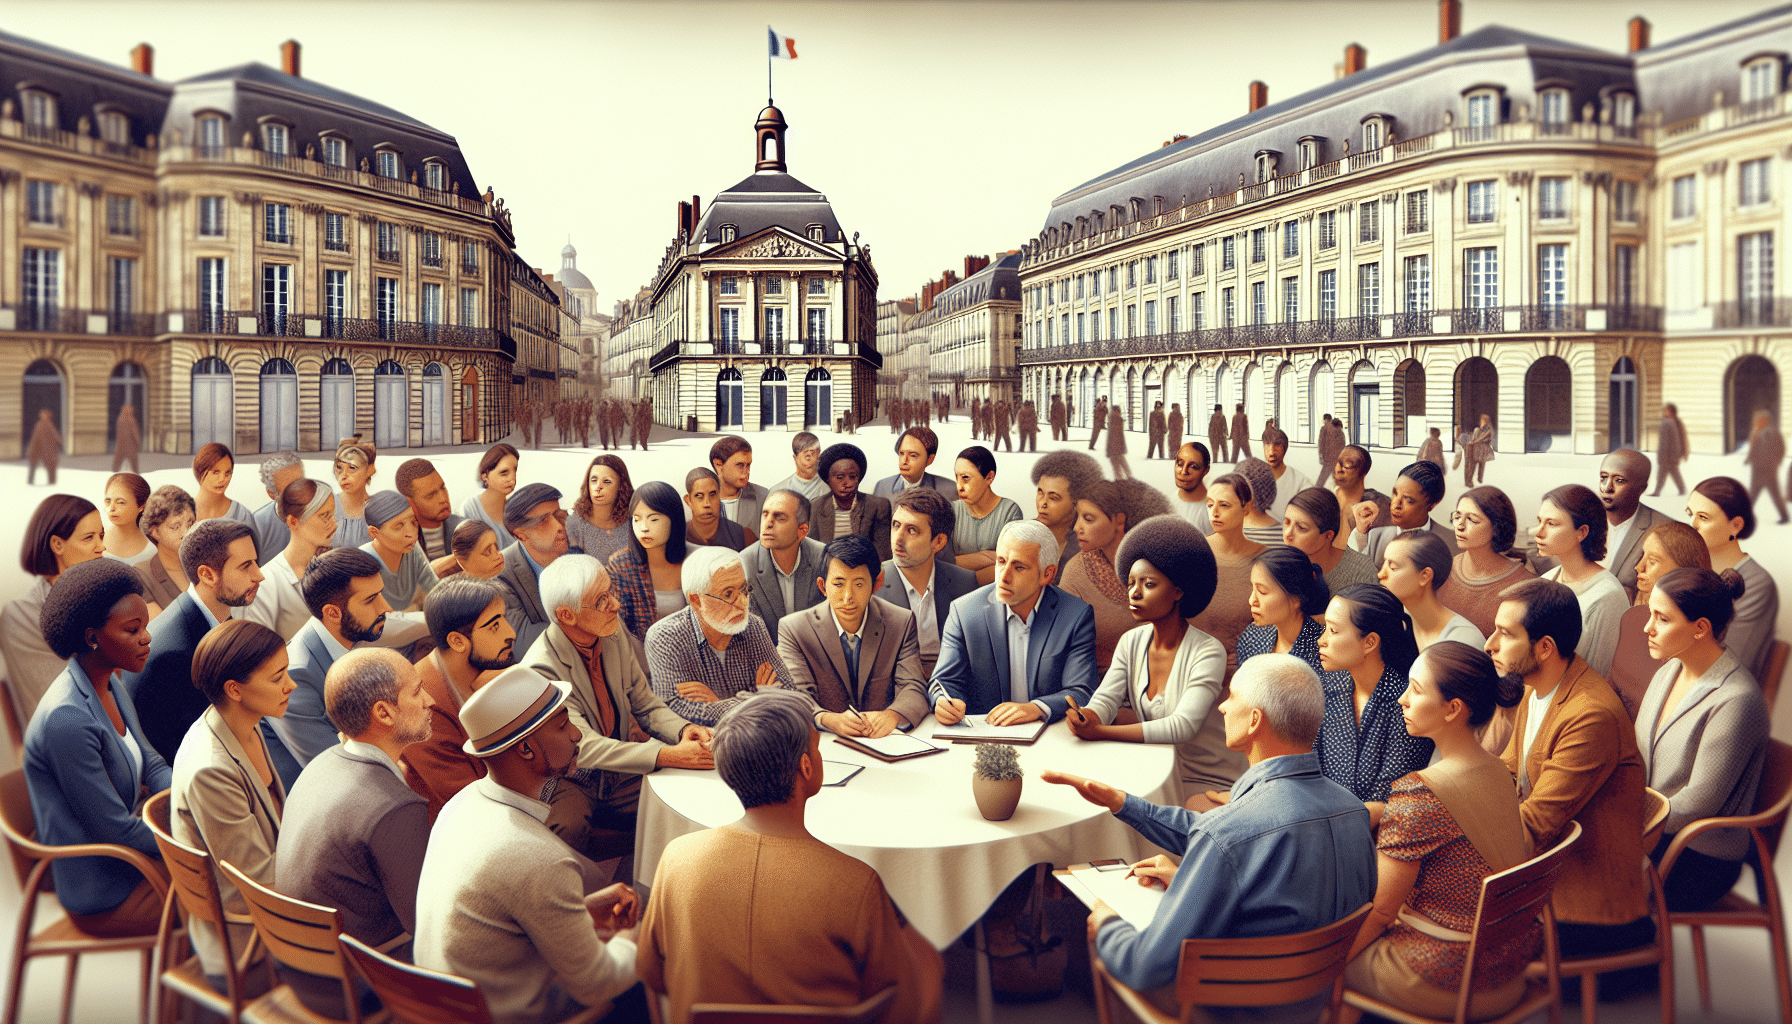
[972,773,1023,821]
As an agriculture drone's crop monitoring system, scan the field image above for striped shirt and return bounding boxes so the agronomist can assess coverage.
[643,606,796,726]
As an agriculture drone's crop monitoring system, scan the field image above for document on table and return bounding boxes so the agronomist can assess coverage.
[821,761,864,787]
[1064,864,1166,930]
[933,714,1047,744]
[831,731,945,761]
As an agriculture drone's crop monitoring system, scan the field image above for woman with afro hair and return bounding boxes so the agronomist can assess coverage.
[1068,515,1247,808]
[805,442,892,562]
[1058,479,1172,672]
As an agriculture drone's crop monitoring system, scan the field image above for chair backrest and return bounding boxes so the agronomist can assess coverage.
[1642,787,1670,851]
[1173,902,1374,1010]
[1755,739,1792,859]
[1462,822,1581,992]
[0,769,42,891]
[688,986,899,1024]
[1764,640,1788,713]
[337,934,496,1024]
[142,789,227,933]
[0,676,24,761]
[217,859,360,1024]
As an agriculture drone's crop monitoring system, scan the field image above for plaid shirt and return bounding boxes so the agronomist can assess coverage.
[608,547,658,642]
[643,605,795,726]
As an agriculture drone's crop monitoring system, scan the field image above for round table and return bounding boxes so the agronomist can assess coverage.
[634,716,1178,951]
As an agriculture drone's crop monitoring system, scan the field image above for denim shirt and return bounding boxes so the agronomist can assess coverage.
[1097,753,1376,1019]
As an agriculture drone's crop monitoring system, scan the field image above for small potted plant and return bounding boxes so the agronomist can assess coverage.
[971,743,1024,821]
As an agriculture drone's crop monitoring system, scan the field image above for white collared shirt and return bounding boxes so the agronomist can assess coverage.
[774,548,802,616]
[1606,511,1637,571]
[340,737,407,783]
[187,584,236,629]
[899,561,940,663]
[472,773,551,824]
[316,621,351,662]
[1001,601,1052,718]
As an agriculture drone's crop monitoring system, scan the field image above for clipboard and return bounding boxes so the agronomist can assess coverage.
[831,732,947,762]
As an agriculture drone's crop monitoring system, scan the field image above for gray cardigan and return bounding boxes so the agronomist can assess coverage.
[1636,649,1770,860]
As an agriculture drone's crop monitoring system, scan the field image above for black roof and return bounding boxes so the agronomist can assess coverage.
[1634,5,1792,126]
[694,171,845,245]
[0,28,171,149]
[922,252,1023,320]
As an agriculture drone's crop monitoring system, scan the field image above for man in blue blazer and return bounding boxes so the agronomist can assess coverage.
[876,487,979,679]
[278,547,392,766]
[871,426,958,502]
[928,519,1097,725]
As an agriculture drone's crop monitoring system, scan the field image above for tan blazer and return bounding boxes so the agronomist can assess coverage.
[1502,656,1649,926]
[171,705,285,978]
[776,597,930,727]
[520,623,692,783]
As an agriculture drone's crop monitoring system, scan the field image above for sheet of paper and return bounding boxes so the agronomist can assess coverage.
[821,760,864,787]
[1069,865,1166,931]
[842,731,940,757]
[933,714,1046,742]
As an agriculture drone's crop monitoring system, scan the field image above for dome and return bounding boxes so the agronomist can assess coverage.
[561,242,577,259]
[558,241,593,292]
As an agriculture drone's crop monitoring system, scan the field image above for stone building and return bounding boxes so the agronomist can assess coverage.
[918,252,1023,410]
[874,296,924,406]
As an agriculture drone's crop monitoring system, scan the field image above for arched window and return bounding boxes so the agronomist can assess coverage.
[717,368,744,429]
[1275,362,1296,441]
[259,358,297,452]
[1525,356,1572,452]
[1308,360,1335,443]
[374,360,408,449]
[320,358,356,448]
[1725,354,1780,453]
[1608,356,1639,451]
[22,359,64,458]
[461,366,480,444]
[1348,359,1380,447]
[1453,358,1499,445]
[1392,359,1425,448]
[107,362,146,453]
[422,362,448,446]
[804,367,833,428]
[191,356,233,451]
[759,367,788,429]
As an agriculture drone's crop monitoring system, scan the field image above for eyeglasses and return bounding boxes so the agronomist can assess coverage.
[584,589,620,611]
[702,582,753,605]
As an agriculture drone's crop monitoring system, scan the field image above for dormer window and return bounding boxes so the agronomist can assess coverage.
[1611,91,1637,130]
[1130,198,1145,221]
[321,135,347,167]
[1465,90,1501,129]
[806,224,824,242]
[1255,151,1280,182]
[1298,137,1324,170]
[1743,55,1783,103]
[20,89,55,130]
[96,110,129,146]
[261,123,289,156]
[424,161,446,191]
[1362,117,1386,151]
[197,114,226,154]
[720,224,737,243]
[1539,88,1571,129]
[376,150,401,179]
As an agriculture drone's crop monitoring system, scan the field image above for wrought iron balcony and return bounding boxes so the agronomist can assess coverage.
[0,306,158,335]
[162,309,503,350]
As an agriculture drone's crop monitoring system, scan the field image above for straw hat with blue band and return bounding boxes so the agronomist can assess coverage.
[458,665,572,758]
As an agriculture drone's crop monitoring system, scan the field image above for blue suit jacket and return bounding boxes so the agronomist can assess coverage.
[927,583,1097,722]
[275,618,347,768]
[23,660,171,915]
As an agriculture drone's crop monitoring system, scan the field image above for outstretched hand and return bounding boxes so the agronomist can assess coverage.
[1040,770,1126,814]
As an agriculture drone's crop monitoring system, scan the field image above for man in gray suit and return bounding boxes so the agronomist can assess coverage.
[496,482,581,657]
[1598,449,1666,601]
[741,489,826,637]
[280,548,392,766]
[871,426,957,501]
[712,435,768,534]
[875,487,977,679]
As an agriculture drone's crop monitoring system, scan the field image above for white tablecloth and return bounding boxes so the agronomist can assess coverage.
[635,718,1179,949]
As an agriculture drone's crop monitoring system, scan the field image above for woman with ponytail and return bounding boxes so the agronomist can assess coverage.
[1316,584,1432,815]
[1638,566,1769,912]
[1236,546,1330,678]
[1343,642,1533,1021]
[1377,530,1484,650]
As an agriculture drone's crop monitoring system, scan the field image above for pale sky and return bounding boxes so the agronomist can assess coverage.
[6,0,1773,310]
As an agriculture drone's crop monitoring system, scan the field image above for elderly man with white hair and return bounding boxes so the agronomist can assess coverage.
[521,554,715,855]
[928,518,1097,726]
[643,545,797,726]
[251,450,305,563]
[1046,653,1376,1022]
[277,647,432,1017]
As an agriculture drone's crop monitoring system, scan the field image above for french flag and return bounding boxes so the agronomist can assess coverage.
[768,27,797,60]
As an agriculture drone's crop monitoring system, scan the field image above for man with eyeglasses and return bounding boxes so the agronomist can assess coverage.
[644,546,796,727]
[521,554,714,863]
[496,483,584,657]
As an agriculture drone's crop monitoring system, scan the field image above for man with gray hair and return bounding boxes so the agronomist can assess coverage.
[929,518,1096,726]
[251,450,306,564]
[1045,653,1375,1021]
[643,545,795,726]
[637,691,944,1022]
[522,554,714,859]
[276,648,432,1017]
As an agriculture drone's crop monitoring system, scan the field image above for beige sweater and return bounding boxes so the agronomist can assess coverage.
[1058,550,1136,672]
[638,826,943,1024]
[1192,547,1259,685]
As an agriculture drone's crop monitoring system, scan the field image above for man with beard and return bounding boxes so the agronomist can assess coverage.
[278,548,393,766]
[644,546,795,727]
[522,555,714,860]
[415,665,645,1024]
[276,648,433,1017]
[875,487,976,679]
[1487,578,1649,965]
[127,520,290,780]
[407,578,519,818]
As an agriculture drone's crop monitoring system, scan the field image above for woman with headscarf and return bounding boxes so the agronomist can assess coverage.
[361,490,439,613]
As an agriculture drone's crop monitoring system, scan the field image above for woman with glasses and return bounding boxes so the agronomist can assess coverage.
[245,479,339,641]
[330,438,377,548]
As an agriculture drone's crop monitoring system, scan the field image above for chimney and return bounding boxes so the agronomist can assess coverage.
[1628,16,1651,52]
[1248,80,1268,112]
[677,201,691,237]
[130,43,153,76]
[1162,133,1189,148]
[690,195,701,230]
[279,39,300,77]
[1343,43,1367,76]
[1439,0,1461,43]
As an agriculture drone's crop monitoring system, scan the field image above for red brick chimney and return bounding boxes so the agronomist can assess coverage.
[1439,0,1461,43]
[280,39,300,77]
[964,255,990,278]
[690,195,701,231]
[1343,43,1367,75]
[677,201,690,237]
[130,43,153,76]
[1628,16,1651,52]
[1248,81,1268,112]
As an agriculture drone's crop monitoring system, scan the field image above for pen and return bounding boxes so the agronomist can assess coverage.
[846,702,867,723]
[1065,694,1087,725]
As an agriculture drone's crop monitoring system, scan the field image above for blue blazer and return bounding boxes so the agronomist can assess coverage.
[927,583,1097,722]
[23,660,171,915]
[275,618,346,768]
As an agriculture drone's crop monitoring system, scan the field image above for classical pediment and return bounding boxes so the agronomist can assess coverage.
[709,229,833,261]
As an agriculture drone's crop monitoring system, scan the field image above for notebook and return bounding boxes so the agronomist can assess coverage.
[1056,861,1167,930]
[821,761,864,787]
[933,714,1048,745]
[832,731,946,762]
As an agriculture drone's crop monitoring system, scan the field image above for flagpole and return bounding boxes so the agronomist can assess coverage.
[767,26,773,105]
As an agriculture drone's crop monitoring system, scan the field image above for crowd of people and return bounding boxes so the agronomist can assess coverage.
[3,402,1781,1024]
[513,395,657,451]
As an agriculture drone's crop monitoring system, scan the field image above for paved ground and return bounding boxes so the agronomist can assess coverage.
[0,414,1784,1022]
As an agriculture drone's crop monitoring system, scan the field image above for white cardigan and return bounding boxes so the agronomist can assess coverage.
[1084,623,1248,796]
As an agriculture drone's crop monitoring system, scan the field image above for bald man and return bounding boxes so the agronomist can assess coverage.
[1597,449,1667,601]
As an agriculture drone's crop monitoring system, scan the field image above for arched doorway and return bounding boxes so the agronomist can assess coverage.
[1725,355,1779,453]
[374,360,408,449]
[1275,362,1296,440]
[804,367,832,428]
[1215,364,1233,415]
[259,358,298,452]
[1308,360,1334,442]
[422,363,448,447]
[1348,360,1379,447]
[21,359,64,458]
[1392,359,1426,448]
[461,367,479,443]
[1078,368,1092,428]
[1453,357,1499,447]
[320,359,355,448]
[1608,356,1639,451]
[1525,356,1572,452]
[1242,362,1262,432]
[759,367,788,429]
[717,367,744,429]
[107,362,146,453]
[190,356,233,452]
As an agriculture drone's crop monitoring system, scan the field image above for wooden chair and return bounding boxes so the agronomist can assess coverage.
[1661,737,1792,1022]
[0,769,165,1024]
[664,986,899,1024]
[1763,640,1788,713]
[1089,902,1372,1024]
[1342,821,1582,1024]
[1525,787,1674,1024]
[143,789,264,1024]
[338,934,607,1024]
[217,859,387,1024]
[0,676,25,761]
